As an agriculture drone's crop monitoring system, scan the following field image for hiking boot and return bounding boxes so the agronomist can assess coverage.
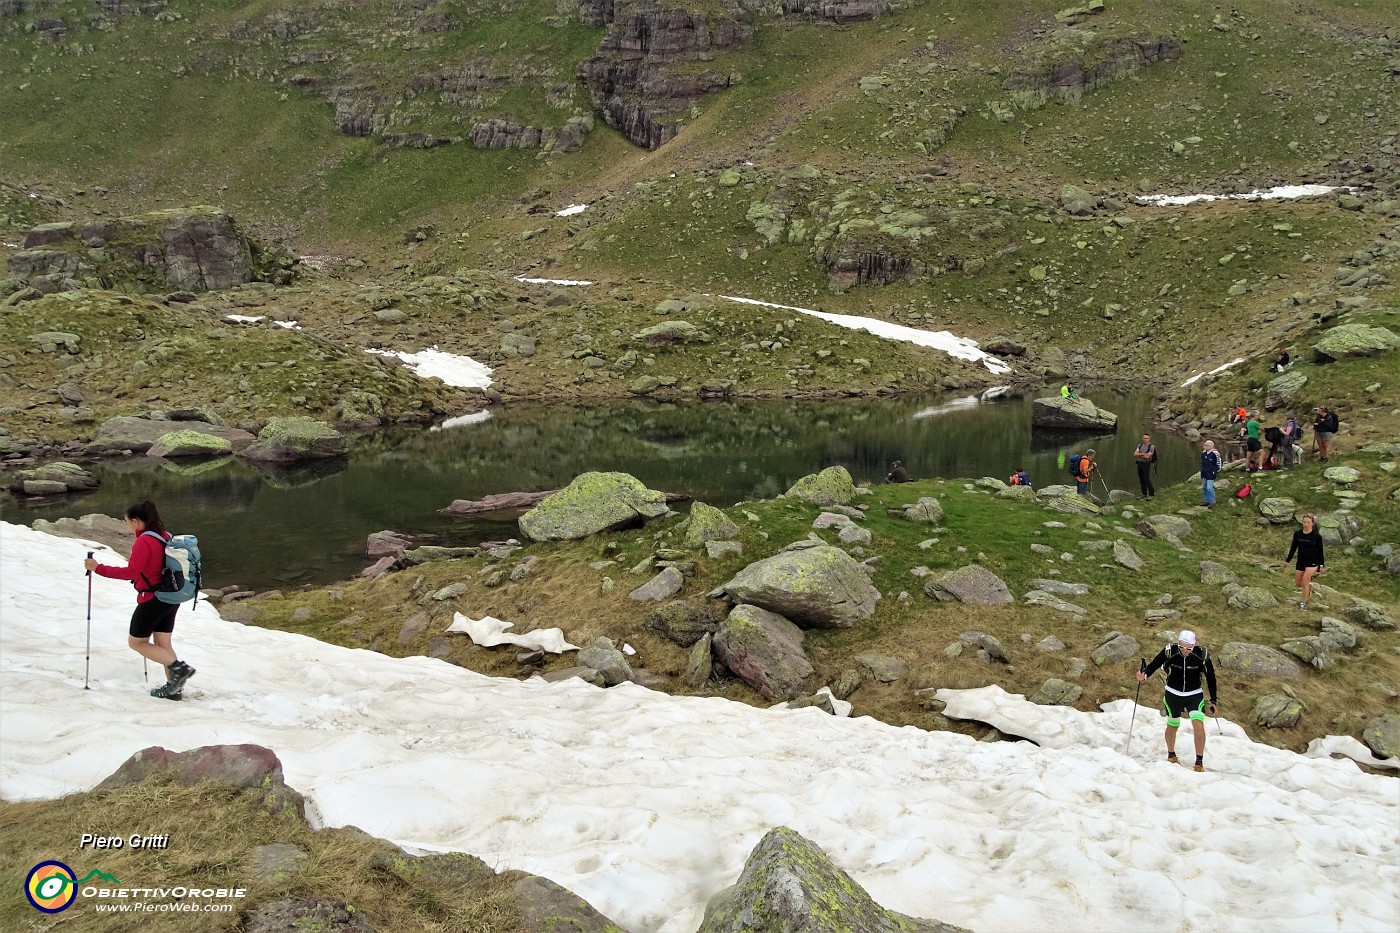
[1167,753,1179,765]
[1299,602,1309,611]
[1193,763,1205,773]
[166,661,196,693]
[150,683,183,701]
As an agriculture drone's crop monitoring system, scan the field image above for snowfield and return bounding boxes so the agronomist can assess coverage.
[366,346,494,388]
[1,522,1396,933]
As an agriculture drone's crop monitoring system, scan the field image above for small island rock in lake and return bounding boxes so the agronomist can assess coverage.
[1030,395,1118,431]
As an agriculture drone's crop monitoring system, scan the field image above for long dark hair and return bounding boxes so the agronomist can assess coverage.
[125,500,167,535]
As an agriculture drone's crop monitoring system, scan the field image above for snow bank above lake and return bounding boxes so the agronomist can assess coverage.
[367,347,493,388]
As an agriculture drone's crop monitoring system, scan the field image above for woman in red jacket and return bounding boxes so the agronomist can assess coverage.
[84,500,196,700]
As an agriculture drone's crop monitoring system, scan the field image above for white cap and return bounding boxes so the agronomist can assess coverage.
[1178,630,1197,646]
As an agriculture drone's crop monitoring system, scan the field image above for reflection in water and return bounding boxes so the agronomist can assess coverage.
[3,386,1191,590]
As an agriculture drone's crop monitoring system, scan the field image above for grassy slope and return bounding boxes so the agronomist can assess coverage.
[245,447,1400,757]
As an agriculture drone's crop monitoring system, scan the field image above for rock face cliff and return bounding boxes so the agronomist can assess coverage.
[7,208,290,294]
[577,0,754,150]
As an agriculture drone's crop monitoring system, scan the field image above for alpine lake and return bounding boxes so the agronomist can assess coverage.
[4,386,1202,592]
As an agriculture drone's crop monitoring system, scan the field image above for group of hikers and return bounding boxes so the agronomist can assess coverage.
[1228,405,1339,470]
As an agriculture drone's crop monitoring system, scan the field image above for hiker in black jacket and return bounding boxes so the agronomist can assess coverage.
[1137,630,1219,772]
[1313,406,1339,462]
[1287,513,1326,611]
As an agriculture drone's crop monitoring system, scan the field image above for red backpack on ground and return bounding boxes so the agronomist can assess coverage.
[1235,483,1252,499]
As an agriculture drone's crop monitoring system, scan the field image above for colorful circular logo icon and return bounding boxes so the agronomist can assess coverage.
[25,861,77,913]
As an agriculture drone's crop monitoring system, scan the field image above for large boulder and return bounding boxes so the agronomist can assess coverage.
[241,417,347,462]
[1323,466,1361,484]
[719,545,879,628]
[1030,678,1083,706]
[1254,692,1304,728]
[1257,498,1297,524]
[1312,323,1400,360]
[1091,631,1139,666]
[1113,539,1144,571]
[88,416,254,455]
[1217,643,1304,680]
[1227,587,1279,610]
[7,461,99,495]
[1265,369,1308,411]
[684,502,740,547]
[1199,561,1238,586]
[1362,714,1400,760]
[96,744,304,819]
[147,430,234,458]
[1342,598,1397,631]
[628,566,684,601]
[576,637,633,687]
[785,466,857,507]
[698,826,969,933]
[712,605,814,700]
[902,497,944,524]
[631,320,710,345]
[1030,396,1117,430]
[519,471,669,541]
[923,564,1013,606]
[1316,512,1362,546]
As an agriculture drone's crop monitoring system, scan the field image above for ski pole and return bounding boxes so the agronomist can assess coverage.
[1125,659,1146,753]
[84,552,93,690]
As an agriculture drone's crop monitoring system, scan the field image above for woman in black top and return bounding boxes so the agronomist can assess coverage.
[1286,513,1325,610]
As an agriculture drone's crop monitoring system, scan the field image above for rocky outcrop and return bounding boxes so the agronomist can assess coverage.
[147,430,235,458]
[712,605,813,699]
[779,0,888,23]
[97,744,306,819]
[577,0,753,149]
[7,207,284,294]
[7,461,98,496]
[518,471,670,541]
[1217,642,1304,680]
[1312,323,1400,360]
[1030,396,1118,430]
[785,466,857,507]
[241,417,347,463]
[1265,369,1307,411]
[30,513,131,553]
[698,826,969,933]
[469,116,594,153]
[1006,30,1183,106]
[924,564,1012,606]
[719,543,879,628]
[88,416,254,456]
[685,502,740,547]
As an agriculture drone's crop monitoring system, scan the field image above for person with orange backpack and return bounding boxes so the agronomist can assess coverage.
[1008,466,1029,487]
[1071,449,1095,496]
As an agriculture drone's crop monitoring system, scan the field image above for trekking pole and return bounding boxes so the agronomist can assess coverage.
[84,552,94,690]
[1125,659,1146,753]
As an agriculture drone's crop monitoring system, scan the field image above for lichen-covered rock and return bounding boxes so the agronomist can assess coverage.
[519,471,669,541]
[629,566,684,601]
[684,633,713,688]
[631,320,711,345]
[785,466,856,507]
[1257,497,1297,524]
[1217,643,1304,680]
[1091,631,1139,666]
[1362,713,1400,759]
[1315,512,1361,546]
[902,497,944,524]
[712,605,813,700]
[1045,495,1101,515]
[1227,587,1279,610]
[1030,678,1083,706]
[924,564,1012,606]
[513,873,626,933]
[959,630,1010,662]
[1024,590,1087,615]
[685,501,740,547]
[1320,616,1363,650]
[1030,395,1117,430]
[854,652,905,683]
[720,544,879,628]
[1139,514,1192,540]
[646,600,721,647]
[698,826,969,933]
[89,416,254,454]
[147,430,234,458]
[1280,636,1332,670]
[1254,693,1303,728]
[7,461,98,494]
[1342,599,1397,631]
[1265,369,1308,411]
[1197,560,1236,586]
[1312,323,1400,360]
[577,636,634,687]
[241,417,346,462]
[1323,466,1360,484]
[1113,539,1144,571]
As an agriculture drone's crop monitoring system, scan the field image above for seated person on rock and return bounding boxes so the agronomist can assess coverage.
[886,460,913,483]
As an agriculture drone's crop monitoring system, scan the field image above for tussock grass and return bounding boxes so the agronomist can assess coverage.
[0,775,528,932]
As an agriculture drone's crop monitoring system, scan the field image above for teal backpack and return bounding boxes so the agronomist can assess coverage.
[140,531,203,607]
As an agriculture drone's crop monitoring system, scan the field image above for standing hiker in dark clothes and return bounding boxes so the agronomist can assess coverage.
[886,460,912,483]
[1133,432,1156,498]
[1287,513,1326,611]
[1138,630,1219,772]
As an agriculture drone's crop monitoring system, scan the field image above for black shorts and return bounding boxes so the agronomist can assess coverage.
[1246,438,1262,452]
[130,599,179,639]
[1162,691,1206,723]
